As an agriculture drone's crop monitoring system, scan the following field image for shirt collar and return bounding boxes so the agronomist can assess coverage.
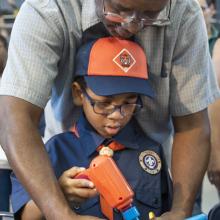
[81,0,101,31]
[209,25,219,41]
[75,113,140,157]
[81,0,171,32]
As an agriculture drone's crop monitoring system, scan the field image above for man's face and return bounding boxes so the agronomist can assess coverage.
[96,0,169,38]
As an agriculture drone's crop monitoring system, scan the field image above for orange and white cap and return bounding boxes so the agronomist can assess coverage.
[75,37,154,97]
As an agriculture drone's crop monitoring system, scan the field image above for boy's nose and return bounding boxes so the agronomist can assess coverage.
[107,107,125,119]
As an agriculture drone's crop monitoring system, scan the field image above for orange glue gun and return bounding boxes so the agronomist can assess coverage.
[75,155,140,220]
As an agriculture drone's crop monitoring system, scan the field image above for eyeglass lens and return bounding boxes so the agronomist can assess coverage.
[102,0,171,26]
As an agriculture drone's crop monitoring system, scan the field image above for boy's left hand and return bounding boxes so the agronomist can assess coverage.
[59,166,98,204]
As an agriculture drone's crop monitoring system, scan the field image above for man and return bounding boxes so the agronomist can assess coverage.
[0,0,219,219]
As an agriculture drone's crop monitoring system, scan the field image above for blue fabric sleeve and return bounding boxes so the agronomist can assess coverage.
[10,172,31,214]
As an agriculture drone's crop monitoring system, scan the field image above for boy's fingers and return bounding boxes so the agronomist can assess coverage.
[73,187,98,199]
[67,186,98,202]
[72,178,95,188]
[64,166,86,177]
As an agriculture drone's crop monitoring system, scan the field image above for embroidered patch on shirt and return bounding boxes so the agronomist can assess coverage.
[139,150,162,175]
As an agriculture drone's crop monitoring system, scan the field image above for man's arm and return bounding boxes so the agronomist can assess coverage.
[158,109,210,220]
[0,96,101,220]
[171,109,210,217]
[207,39,220,190]
[0,96,75,219]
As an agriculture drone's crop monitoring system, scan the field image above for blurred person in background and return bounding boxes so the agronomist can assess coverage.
[0,33,10,212]
[202,0,220,196]
[0,0,19,15]
[0,34,7,77]
[0,12,9,40]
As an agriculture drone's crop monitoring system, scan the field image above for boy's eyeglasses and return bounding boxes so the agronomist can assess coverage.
[83,90,143,117]
[102,0,171,27]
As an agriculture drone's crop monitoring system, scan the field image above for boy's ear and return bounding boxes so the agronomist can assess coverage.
[72,82,83,106]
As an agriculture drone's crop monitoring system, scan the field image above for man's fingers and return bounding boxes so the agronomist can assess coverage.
[208,171,220,184]
[77,215,106,220]
[208,173,220,190]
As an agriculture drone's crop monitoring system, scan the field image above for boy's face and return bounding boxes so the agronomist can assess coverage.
[73,83,138,138]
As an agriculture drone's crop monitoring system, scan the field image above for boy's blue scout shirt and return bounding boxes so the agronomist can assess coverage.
[11,113,172,219]
[1,0,219,144]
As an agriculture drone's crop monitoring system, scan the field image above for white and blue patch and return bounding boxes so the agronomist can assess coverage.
[139,150,162,175]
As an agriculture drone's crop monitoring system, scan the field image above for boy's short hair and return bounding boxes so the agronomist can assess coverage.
[75,37,154,98]
[74,76,86,88]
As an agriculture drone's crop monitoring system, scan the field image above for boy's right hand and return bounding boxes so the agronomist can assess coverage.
[59,167,98,204]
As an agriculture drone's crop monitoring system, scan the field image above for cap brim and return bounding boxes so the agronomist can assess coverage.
[84,76,155,98]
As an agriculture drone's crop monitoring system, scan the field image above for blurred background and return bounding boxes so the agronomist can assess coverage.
[0,0,23,39]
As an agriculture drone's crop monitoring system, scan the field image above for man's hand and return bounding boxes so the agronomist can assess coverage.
[207,148,220,191]
[154,210,185,220]
[59,167,98,204]
[76,215,105,220]
[171,109,210,216]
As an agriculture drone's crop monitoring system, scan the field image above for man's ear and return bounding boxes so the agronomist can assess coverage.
[72,82,83,106]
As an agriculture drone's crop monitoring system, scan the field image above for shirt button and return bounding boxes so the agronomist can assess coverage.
[113,208,119,213]
[72,204,80,210]
[153,198,159,205]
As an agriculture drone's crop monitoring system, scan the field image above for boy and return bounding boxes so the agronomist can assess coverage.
[10,37,172,220]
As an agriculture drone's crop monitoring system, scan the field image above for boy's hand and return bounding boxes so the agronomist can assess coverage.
[59,167,98,204]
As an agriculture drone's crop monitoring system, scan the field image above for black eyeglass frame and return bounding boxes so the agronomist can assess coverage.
[83,90,143,117]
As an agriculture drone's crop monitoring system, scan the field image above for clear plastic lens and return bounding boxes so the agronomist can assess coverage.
[83,91,143,116]
[102,0,171,27]
[94,103,142,116]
